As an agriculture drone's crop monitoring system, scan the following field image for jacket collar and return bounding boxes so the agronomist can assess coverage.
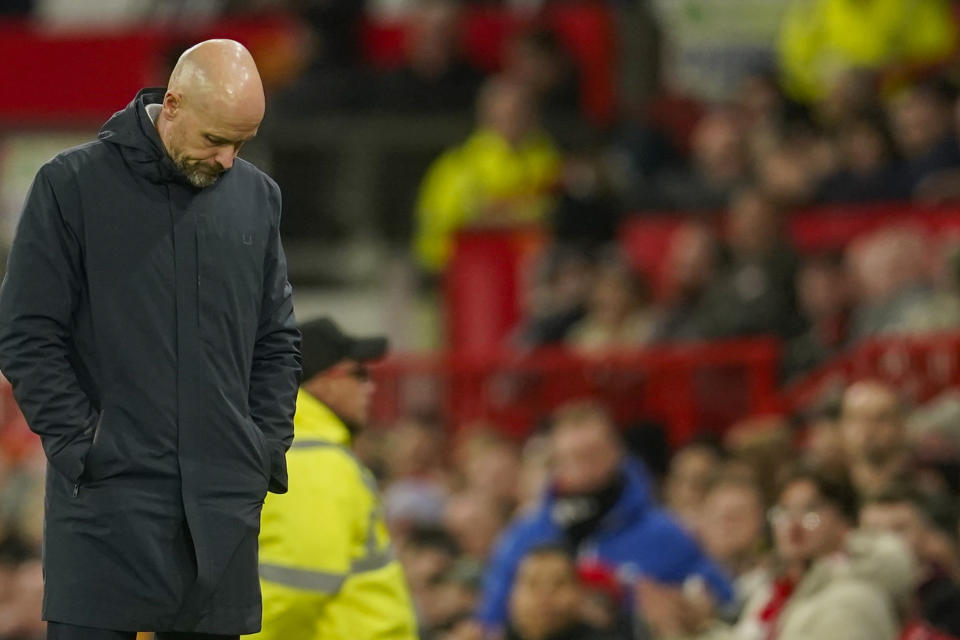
[294,389,351,446]
[97,87,195,187]
[542,458,652,532]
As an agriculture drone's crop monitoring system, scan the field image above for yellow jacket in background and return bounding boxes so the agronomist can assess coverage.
[779,0,957,103]
[248,390,417,640]
[414,128,561,272]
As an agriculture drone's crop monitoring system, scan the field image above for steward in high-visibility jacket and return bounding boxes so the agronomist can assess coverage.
[248,318,418,640]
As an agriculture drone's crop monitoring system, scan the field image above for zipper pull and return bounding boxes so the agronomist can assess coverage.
[73,484,79,498]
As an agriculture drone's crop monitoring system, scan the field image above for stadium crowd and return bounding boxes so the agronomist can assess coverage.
[3,1,960,639]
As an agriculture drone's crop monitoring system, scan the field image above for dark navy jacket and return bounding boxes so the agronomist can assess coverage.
[478,459,733,628]
[0,89,301,633]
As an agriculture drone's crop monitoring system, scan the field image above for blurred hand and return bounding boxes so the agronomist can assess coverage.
[636,577,716,638]
[636,578,688,638]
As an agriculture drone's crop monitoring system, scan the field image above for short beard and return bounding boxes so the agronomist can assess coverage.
[173,154,223,188]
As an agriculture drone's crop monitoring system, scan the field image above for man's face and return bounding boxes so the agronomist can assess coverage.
[840,384,903,464]
[509,552,581,639]
[771,479,848,565]
[860,502,926,562]
[550,419,621,494]
[312,359,376,428]
[161,94,261,187]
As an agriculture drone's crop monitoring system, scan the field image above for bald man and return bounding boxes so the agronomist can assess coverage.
[0,40,301,639]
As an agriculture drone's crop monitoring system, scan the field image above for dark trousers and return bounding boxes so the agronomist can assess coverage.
[47,622,239,640]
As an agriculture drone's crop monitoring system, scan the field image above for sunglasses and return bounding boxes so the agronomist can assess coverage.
[329,363,371,381]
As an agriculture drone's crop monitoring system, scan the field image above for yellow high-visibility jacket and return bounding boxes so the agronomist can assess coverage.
[779,0,957,103]
[248,390,418,640]
[413,128,561,272]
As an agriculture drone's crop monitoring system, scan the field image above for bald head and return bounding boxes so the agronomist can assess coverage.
[168,39,265,120]
[157,40,265,187]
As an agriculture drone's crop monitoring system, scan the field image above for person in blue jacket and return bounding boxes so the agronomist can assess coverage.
[479,401,733,630]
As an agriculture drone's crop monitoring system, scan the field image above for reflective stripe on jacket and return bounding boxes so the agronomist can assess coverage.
[248,390,417,640]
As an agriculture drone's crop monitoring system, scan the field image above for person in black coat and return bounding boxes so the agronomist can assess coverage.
[0,40,301,639]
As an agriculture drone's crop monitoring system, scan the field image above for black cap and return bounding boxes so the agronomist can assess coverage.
[299,317,388,381]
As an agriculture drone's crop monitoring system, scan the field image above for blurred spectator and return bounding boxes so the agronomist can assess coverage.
[663,442,723,533]
[479,401,733,631]
[697,471,770,620]
[900,240,960,333]
[565,256,658,353]
[817,111,910,203]
[444,490,511,563]
[399,526,461,633]
[643,467,913,639]
[816,67,881,129]
[800,389,850,478]
[889,81,960,197]
[649,109,750,211]
[695,187,802,339]
[513,247,594,349]
[414,75,561,273]
[653,221,719,342]
[839,380,911,497]
[847,226,934,339]
[754,132,830,208]
[371,0,483,113]
[778,0,957,104]
[383,418,450,536]
[782,253,852,380]
[861,485,960,637]
[455,428,520,509]
[505,545,627,640]
[502,28,580,119]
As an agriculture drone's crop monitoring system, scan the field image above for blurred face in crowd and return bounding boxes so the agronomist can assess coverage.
[588,264,645,326]
[840,381,904,465]
[771,479,849,565]
[509,551,582,640]
[550,416,622,494]
[860,501,927,563]
[407,0,461,76]
[806,416,847,473]
[890,87,952,158]
[505,31,568,99]
[691,110,747,183]
[797,259,849,322]
[665,223,716,299]
[665,445,720,523]
[444,492,507,561]
[386,419,442,478]
[700,481,765,569]
[479,78,535,146]
[840,119,892,175]
[463,439,520,506]
[305,359,375,428]
[727,189,781,257]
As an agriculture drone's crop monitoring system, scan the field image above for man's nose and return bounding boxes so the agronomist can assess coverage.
[214,147,235,170]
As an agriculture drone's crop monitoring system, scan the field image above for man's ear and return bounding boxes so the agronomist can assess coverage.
[162,92,182,119]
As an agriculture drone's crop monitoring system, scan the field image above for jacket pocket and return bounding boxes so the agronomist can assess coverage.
[70,411,103,497]
[247,417,272,485]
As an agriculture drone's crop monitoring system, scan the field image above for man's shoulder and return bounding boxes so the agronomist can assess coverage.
[38,139,113,182]
[232,157,280,193]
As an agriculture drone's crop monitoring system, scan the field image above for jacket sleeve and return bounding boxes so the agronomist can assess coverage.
[0,165,99,484]
[779,581,898,640]
[478,521,529,629]
[249,181,301,494]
